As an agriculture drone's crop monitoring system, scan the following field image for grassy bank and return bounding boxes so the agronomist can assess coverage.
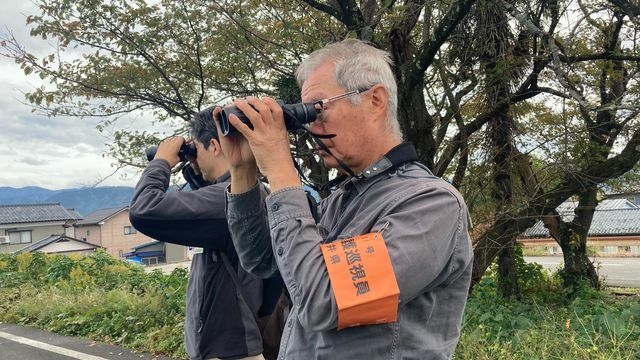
[457,272,640,359]
[1,251,638,359]
[0,251,188,358]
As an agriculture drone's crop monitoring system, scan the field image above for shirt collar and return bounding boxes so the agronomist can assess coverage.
[340,143,418,194]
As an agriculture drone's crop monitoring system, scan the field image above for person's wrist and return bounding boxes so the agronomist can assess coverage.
[265,166,300,191]
[230,161,257,172]
[229,165,258,194]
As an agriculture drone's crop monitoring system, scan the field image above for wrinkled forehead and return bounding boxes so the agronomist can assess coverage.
[300,62,343,102]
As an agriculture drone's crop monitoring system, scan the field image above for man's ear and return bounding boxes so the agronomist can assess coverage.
[369,83,388,119]
[210,138,221,156]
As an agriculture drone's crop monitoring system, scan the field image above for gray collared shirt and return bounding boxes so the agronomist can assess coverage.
[226,161,473,360]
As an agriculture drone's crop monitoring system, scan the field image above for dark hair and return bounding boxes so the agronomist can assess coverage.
[188,106,219,149]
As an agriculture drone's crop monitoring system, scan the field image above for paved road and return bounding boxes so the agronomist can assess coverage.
[525,256,640,287]
[0,323,174,360]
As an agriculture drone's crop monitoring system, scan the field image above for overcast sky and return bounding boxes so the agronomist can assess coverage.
[0,2,163,190]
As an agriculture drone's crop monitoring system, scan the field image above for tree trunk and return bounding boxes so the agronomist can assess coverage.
[396,75,435,169]
[558,233,600,290]
[480,0,521,297]
[557,185,600,290]
[497,244,520,297]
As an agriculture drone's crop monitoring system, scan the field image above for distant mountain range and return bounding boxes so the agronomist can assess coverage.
[0,186,134,216]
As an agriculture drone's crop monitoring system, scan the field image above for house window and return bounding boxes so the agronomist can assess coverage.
[124,226,137,235]
[142,257,158,266]
[601,246,617,253]
[9,230,32,244]
[630,246,640,254]
[620,246,631,253]
[86,229,90,236]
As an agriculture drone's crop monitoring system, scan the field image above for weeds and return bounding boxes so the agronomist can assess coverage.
[456,259,640,359]
[0,250,638,360]
[0,250,187,359]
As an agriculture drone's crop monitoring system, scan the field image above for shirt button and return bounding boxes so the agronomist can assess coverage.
[271,203,280,211]
[277,247,284,256]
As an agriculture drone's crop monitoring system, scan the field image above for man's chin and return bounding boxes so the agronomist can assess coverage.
[320,157,338,170]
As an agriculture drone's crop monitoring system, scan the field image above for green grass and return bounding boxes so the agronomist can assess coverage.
[455,265,640,359]
[0,251,188,359]
[0,251,638,359]
[521,246,549,256]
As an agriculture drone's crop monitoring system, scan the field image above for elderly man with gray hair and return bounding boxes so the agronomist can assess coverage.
[217,39,473,359]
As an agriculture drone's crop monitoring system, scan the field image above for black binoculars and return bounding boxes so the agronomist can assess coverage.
[146,100,320,162]
[146,142,197,162]
[215,101,319,136]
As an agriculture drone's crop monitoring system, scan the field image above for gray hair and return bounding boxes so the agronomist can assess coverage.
[296,39,402,140]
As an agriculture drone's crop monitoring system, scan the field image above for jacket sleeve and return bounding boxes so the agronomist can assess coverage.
[265,183,470,332]
[129,159,229,249]
[225,182,280,279]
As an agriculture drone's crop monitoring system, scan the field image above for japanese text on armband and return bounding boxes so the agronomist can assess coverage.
[320,232,399,329]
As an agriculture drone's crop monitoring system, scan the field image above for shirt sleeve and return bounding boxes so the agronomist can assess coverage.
[129,159,229,248]
[265,182,469,332]
[225,182,279,278]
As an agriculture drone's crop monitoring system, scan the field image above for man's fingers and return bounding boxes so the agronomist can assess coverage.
[261,96,284,125]
[228,113,255,140]
[212,107,223,134]
[241,96,276,130]
[159,136,184,149]
[246,96,272,116]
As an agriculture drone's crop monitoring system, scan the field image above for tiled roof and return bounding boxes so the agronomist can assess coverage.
[557,199,637,211]
[76,206,128,225]
[14,234,101,253]
[66,208,83,219]
[524,199,640,237]
[0,203,82,225]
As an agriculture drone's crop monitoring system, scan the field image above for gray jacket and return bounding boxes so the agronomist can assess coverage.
[226,156,473,359]
[130,159,264,360]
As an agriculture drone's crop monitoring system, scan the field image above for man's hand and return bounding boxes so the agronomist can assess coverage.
[225,96,300,191]
[213,106,259,193]
[154,136,185,168]
[213,107,256,170]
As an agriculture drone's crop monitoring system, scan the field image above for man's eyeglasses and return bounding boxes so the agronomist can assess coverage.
[312,87,371,112]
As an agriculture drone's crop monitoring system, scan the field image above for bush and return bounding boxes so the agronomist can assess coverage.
[457,264,640,359]
[2,250,637,360]
[0,251,187,359]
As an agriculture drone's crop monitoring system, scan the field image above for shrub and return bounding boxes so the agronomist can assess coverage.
[458,264,640,359]
[0,252,187,358]
[1,250,637,360]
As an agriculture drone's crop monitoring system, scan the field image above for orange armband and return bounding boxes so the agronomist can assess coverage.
[320,232,400,330]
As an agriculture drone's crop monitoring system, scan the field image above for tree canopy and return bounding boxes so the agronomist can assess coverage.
[3,0,640,294]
